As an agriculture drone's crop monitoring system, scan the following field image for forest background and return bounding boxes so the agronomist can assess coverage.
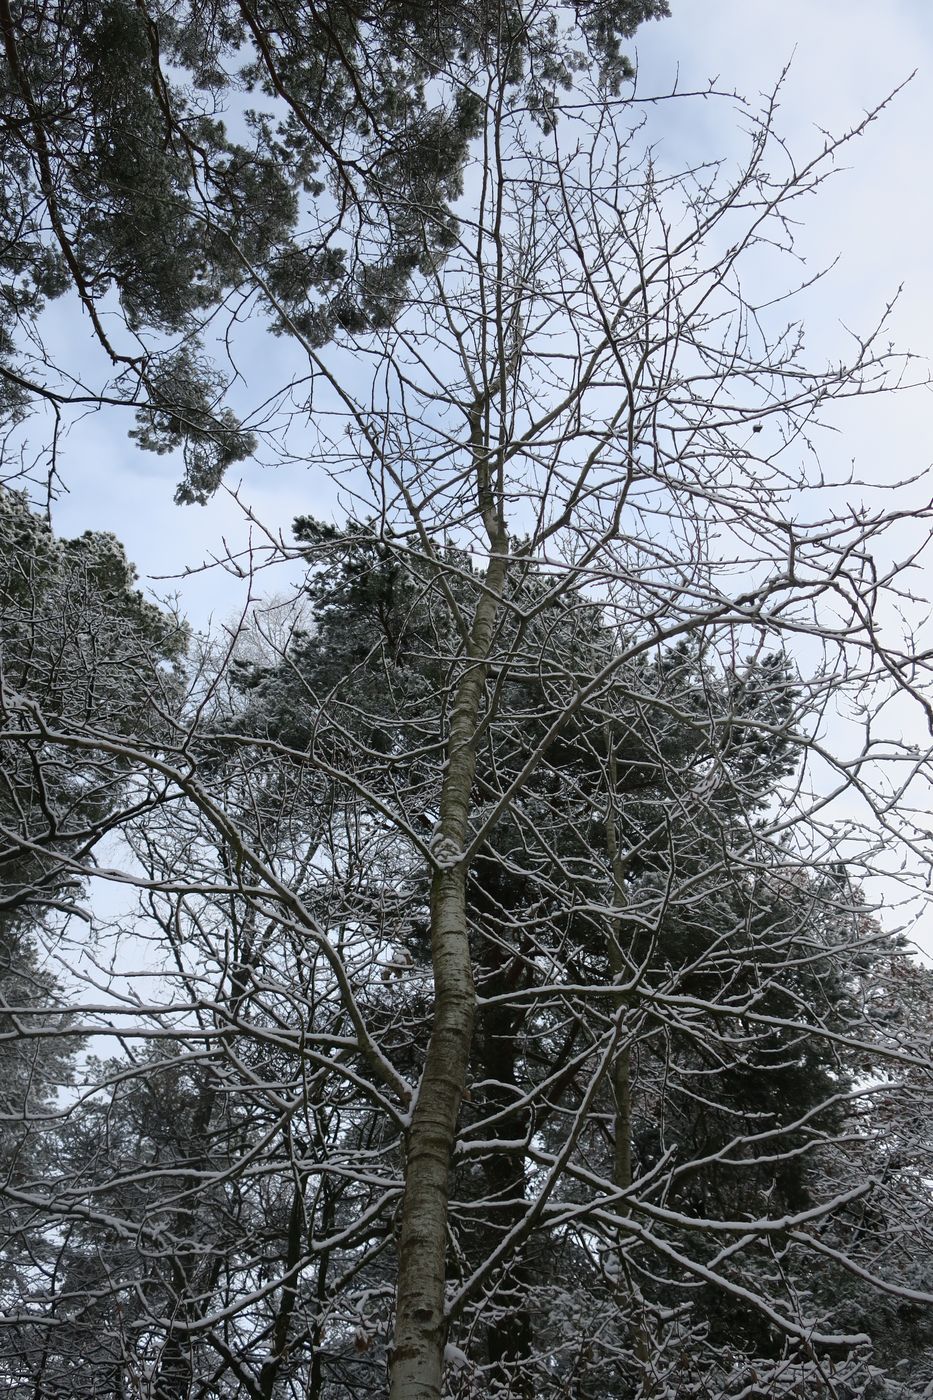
[43,1,933,649]
[3,2,933,1399]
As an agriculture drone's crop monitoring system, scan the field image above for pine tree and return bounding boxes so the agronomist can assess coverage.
[3,28,933,1393]
[0,488,186,1394]
[223,525,931,1396]
[0,0,669,501]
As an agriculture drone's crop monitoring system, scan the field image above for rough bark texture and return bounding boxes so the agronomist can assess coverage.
[389,541,509,1399]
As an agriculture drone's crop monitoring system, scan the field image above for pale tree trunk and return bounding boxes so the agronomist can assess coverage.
[389,535,510,1399]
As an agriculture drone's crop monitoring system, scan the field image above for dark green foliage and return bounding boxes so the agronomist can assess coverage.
[1,1045,237,1399]
[0,491,190,1390]
[129,348,258,504]
[229,519,460,772]
[3,513,927,1397]
[228,521,885,1389]
[0,485,186,920]
[0,485,184,1167]
[0,480,185,992]
[0,0,669,500]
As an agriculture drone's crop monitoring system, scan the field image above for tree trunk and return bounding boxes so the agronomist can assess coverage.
[389,541,509,1399]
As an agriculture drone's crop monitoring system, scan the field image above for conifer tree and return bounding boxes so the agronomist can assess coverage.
[3,12,933,1397]
[0,0,669,501]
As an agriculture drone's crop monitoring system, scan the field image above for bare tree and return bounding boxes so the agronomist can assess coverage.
[3,49,933,1400]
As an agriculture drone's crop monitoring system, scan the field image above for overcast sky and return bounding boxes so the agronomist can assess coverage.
[10,1,928,965]
[40,1,933,636]
[35,2,933,946]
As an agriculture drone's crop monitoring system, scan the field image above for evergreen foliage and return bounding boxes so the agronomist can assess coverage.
[221,523,933,1396]
[0,0,669,500]
[2,7,933,1395]
[0,488,187,1391]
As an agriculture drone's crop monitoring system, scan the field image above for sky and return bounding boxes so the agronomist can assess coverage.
[38,0,933,635]
[9,1,933,963]
[0,0,926,1016]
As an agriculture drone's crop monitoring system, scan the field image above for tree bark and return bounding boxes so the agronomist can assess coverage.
[389,539,509,1399]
